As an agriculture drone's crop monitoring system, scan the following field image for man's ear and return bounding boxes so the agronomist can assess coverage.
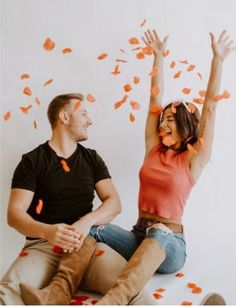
[58,110,70,125]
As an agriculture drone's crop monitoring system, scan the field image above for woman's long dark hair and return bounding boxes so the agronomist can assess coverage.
[159,102,200,153]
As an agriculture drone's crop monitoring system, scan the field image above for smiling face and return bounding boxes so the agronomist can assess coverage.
[159,107,182,149]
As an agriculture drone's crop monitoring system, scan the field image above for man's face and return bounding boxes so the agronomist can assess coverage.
[64,99,92,142]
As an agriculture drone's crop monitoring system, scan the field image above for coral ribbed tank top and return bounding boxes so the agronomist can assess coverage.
[138,145,195,222]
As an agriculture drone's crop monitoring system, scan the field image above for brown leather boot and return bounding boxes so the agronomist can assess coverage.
[20,236,96,305]
[97,238,166,305]
[200,293,226,305]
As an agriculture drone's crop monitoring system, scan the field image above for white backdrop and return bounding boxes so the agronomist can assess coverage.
[1,0,236,304]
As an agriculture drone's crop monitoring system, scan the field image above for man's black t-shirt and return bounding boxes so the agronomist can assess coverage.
[11,141,111,228]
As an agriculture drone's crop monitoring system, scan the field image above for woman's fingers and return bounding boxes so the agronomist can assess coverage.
[153,29,159,40]
[144,31,151,43]
[218,29,226,42]
[147,29,155,41]
[141,36,149,46]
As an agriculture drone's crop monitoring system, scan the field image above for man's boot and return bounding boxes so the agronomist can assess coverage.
[20,236,96,305]
[97,237,166,305]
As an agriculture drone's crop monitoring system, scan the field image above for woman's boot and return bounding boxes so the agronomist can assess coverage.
[97,237,166,305]
[20,236,96,305]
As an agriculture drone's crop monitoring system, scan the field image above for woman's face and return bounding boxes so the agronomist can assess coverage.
[159,107,182,149]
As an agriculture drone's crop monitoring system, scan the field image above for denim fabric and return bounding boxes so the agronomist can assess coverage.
[90,223,186,274]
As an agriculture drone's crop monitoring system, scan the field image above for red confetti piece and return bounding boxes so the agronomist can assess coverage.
[193,98,204,104]
[162,49,170,57]
[133,76,140,84]
[91,300,98,305]
[33,120,37,129]
[180,60,189,64]
[19,105,32,114]
[156,288,166,292]
[136,52,145,59]
[23,87,32,96]
[192,287,202,294]
[142,46,153,55]
[70,295,90,305]
[62,48,72,54]
[187,283,197,289]
[130,101,140,110]
[43,78,53,87]
[97,53,108,60]
[20,73,30,80]
[43,38,55,51]
[36,199,43,214]
[60,159,70,172]
[182,88,191,95]
[3,111,11,122]
[86,94,96,103]
[175,272,185,277]
[129,37,140,45]
[124,84,132,93]
[52,245,63,254]
[170,61,176,69]
[181,301,193,305]
[114,95,128,109]
[140,18,147,27]
[74,100,82,111]
[111,64,121,75]
[153,293,163,300]
[95,250,105,256]
[129,113,135,122]
[174,71,182,79]
[213,94,223,102]
[35,97,41,106]
[187,64,195,72]
[199,90,206,97]
[19,251,28,257]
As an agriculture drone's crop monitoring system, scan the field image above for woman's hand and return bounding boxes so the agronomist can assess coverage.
[142,29,169,57]
[210,30,236,61]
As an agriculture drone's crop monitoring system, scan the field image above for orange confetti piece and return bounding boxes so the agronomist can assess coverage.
[60,160,70,172]
[129,113,135,122]
[20,73,30,80]
[180,60,189,64]
[151,86,160,96]
[74,100,81,111]
[156,288,166,292]
[95,250,105,256]
[170,61,176,69]
[111,64,121,75]
[187,103,196,113]
[193,98,204,104]
[197,72,202,80]
[149,66,158,77]
[181,301,193,305]
[120,49,125,53]
[174,71,182,79]
[187,144,198,155]
[153,293,163,300]
[222,90,230,99]
[19,105,32,114]
[192,287,202,294]
[97,53,108,60]
[136,52,145,59]
[150,106,163,115]
[3,111,11,122]
[132,47,142,51]
[116,59,127,63]
[213,94,223,102]
[129,37,140,45]
[133,76,140,84]
[62,48,72,54]
[162,49,170,57]
[140,18,147,27]
[130,101,140,110]
[19,251,29,257]
[187,283,197,289]
[199,90,206,97]
[23,86,32,96]
[175,272,185,277]
[43,78,53,87]
[114,95,128,109]
[124,84,132,93]
[36,199,43,214]
[187,64,195,72]
[86,94,96,103]
[52,245,63,254]
[43,38,55,51]
[33,120,37,129]
[182,88,191,95]
[35,97,41,106]
[163,135,176,147]
[143,46,153,55]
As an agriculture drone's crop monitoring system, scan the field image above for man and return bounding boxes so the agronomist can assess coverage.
[0,93,121,304]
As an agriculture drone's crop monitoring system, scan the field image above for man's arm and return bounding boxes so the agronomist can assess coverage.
[7,188,80,250]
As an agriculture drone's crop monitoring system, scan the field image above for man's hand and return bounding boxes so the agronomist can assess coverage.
[45,223,81,252]
[72,215,94,250]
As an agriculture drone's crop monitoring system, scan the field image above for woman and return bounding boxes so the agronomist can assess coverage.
[20,29,234,305]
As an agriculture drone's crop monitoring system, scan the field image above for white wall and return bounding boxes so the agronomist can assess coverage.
[1,0,236,301]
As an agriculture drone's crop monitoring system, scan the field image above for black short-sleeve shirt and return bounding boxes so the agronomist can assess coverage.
[11,142,111,227]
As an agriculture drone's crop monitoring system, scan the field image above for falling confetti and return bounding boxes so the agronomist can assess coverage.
[170,61,176,69]
[129,113,135,122]
[43,78,53,87]
[114,95,128,109]
[86,94,96,103]
[133,76,140,84]
[20,73,30,80]
[129,37,140,45]
[153,293,163,300]
[136,52,145,59]
[193,98,204,104]
[187,64,195,72]
[74,100,81,111]
[143,46,153,55]
[23,87,32,96]
[140,18,147,27]
[182,88,191,95]
[175,272,185,277]
[111,64,121,75]
[35,97,41,106]
[124,84,132,93]
[97,53,108,60]
[181,301,193,305]
[162,49,170,57]
[33,120,37,129]
[130,101,140,110]
[174,71,182,79]
[19,105,32,114]
[43,38,55,51]
[62,48,72,54]
[3,111,11,122]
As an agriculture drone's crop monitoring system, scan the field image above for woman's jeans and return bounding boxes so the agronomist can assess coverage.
[89,223,186,274]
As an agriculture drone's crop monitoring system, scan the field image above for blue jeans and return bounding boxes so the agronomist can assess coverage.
[89,223,186,274]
